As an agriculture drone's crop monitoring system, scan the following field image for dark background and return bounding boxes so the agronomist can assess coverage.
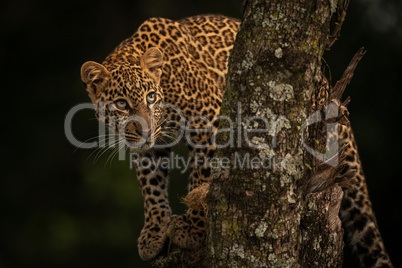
[1,0,401,267]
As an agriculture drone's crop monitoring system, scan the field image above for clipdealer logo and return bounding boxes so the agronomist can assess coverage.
[65,101,340,169]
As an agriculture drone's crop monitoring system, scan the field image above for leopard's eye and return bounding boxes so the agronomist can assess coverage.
[146,92,156,104]
[114,99,128,110]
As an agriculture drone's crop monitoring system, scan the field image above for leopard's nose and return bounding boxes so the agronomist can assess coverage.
[141,129,152,140]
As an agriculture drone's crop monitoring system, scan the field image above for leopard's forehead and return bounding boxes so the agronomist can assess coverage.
[101,63,157,103]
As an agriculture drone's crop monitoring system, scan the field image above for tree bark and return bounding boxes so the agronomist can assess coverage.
[207,0,349,267]
[153,0,354,267]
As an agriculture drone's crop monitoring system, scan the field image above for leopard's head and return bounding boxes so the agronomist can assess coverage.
[81,47,165,152]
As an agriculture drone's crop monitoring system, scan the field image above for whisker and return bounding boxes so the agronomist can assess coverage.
[87,134,120,163]
[73,135,106,153]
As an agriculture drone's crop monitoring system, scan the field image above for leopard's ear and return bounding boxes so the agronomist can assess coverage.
[80,61,110,102]
[140,47,163,85]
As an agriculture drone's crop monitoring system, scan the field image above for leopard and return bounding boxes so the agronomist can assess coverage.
[80,14,392,266]
[314,75,393,267]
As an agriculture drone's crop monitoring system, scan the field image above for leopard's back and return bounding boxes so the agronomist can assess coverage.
[103,15,240,118]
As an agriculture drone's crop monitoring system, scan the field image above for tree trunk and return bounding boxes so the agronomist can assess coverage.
[207,0,350,267]
[153,0,354,267]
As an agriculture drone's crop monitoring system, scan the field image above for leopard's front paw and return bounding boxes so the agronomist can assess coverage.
[167,210,206,249]
[138,224,168,260]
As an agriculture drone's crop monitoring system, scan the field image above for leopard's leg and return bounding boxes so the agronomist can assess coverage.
[134,149,171,260]
[168,118,216,249]
[339,126,393,267]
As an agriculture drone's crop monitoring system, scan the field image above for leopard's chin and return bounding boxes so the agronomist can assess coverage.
[127,140,156,154]
[140,143,153,152]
